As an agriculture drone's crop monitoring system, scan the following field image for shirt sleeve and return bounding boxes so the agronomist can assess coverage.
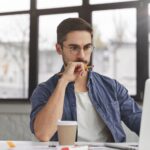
[114,80,142,135]
[30,82,53,134]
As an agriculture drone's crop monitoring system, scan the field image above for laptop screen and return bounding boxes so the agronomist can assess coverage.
[139,79,150,150]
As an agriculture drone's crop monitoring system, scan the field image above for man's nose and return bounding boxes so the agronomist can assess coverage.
[77,49,85,59]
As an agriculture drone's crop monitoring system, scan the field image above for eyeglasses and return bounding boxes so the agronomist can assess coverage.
[63,44,94,55]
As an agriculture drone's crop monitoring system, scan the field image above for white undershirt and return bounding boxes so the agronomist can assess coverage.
[75,92,112,142]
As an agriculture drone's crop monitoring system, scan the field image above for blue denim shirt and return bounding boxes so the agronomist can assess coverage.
[30,70,142,142]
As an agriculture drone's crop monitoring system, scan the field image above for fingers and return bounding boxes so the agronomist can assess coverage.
[63,62,85,77]
[60,62,92,76]
[74,62,86,76]
[58,62,88,83]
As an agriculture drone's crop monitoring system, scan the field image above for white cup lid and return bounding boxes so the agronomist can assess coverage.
[57,120,77,126]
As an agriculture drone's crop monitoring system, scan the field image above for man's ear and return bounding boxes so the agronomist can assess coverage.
[56,43,62,55]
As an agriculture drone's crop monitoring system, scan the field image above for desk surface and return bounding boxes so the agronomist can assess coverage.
[0,141,138,150]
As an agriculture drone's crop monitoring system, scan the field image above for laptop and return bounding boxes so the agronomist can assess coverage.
[138,78,150,150]
[105,79,150,150]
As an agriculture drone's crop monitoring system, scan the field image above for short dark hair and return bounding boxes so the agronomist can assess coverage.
[57,18,93,45]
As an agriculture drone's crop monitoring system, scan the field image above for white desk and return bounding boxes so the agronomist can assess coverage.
[0,141,138,150]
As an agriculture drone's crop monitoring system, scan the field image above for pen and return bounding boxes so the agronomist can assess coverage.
[49,145,56,147]
[84,65,94,71]
[104,143,138,150]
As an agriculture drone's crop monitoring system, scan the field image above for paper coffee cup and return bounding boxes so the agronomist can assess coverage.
[57,120,77,145]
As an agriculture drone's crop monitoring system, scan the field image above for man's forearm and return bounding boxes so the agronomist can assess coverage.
[34,77,69,142]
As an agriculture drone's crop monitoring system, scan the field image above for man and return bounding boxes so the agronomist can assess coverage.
[30,18,142,142]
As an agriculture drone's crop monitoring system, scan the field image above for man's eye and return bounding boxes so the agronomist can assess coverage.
[84,45,91,50]
[70,46,79,51]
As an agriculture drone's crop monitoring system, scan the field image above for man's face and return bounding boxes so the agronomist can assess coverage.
[57,31,92,66]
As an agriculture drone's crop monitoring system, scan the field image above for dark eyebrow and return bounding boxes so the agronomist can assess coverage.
[68,43,92,47]
[68,44,79,47]
[83,43,92,47]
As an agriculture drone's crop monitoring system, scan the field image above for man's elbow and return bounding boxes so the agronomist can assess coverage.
[35,131,51,142]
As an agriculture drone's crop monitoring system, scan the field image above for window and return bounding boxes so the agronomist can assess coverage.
[0,0,149,101]
[37,0,82,9]
[0,0,30,12]
[0,15,29,98]
[92,8,136,95]
[90,0,138,4]
[38,13,78,83]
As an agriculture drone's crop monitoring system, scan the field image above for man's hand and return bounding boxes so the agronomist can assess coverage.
[61,62,86,83]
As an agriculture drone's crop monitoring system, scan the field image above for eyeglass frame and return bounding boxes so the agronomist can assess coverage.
[62,43,95,55]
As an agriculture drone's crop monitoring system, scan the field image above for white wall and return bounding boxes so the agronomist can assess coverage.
[0,103,36,141]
